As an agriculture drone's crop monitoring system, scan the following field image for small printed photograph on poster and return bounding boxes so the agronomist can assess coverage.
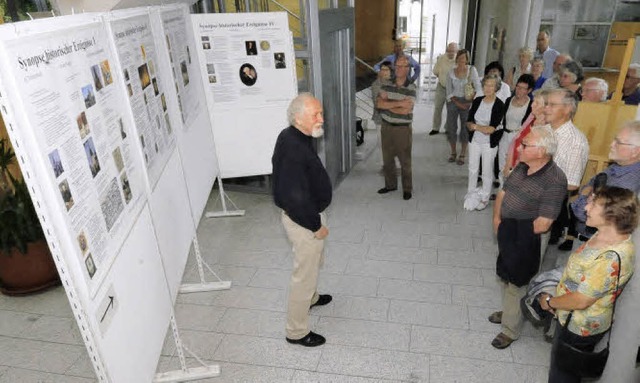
[123,68,130,82]
[138,64,151,90]
[101,60,113,86]
[239,63,257,86]
[127,83,133,97]
[112,147,124,172]
[164,113,172,135]
[148,59,156,76]
[181,61,189,86]
[85,253,97,278]
[77,231,89,255]
[152,78,159,96]
[161,94,167,112]
[208,75,217,84]
[91,65,103,91]
[84,137,101,178]
[274,52,286,69]
[82,84,96,109]
[76,111,90,139]
[59,179,74,211]
[207,63,215,74]
[245,40,257,56]
[48,149,64,178]
[187,46,192,64]
[118,117,126,139]
[120,172,132,204]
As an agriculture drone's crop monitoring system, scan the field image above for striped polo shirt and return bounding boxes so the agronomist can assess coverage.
[380,78,416,126]
[501,159,567,220]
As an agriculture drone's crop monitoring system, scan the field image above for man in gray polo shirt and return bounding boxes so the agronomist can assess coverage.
[490,126,567,349]
[376,55,417,200]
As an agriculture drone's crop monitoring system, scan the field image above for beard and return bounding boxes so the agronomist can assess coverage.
[311,125,324,138]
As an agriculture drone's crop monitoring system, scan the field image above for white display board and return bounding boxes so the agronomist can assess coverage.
[0,16,175,382]
[191,12,297,178]
[0,6,221,381]
[0,19,146,297]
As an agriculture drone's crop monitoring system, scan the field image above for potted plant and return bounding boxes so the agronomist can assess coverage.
[0,137,59,295]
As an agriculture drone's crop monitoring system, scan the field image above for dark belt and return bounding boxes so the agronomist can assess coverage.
[383,121,411,127]
[577,234,591,242]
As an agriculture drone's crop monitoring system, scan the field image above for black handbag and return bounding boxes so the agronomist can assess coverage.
[555,251,621,379]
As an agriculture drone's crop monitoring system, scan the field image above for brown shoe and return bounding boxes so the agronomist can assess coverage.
[491,332,514,349]
[488,311,502,324]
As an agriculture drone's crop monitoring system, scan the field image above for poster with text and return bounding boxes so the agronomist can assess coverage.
[110,14,176,188]
[161,7,202,129]
[1,22,146,295]
[191,12,296,109]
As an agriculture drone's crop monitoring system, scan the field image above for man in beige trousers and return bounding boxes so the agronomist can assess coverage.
[272,93,333,347]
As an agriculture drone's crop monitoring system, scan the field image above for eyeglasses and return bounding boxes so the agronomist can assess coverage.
[612,137,638,147]
[520,142,541,149]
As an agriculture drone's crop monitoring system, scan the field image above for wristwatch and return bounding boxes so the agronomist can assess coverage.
[545,295,554,309]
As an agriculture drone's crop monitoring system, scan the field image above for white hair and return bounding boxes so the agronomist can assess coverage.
[584,78,608,101]
[621,120,640,146]
[531,125,557,156]
[628,63,640,78]
[287,93,315,126]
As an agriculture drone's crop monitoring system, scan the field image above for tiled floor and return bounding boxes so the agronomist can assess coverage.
[0,93,557,382]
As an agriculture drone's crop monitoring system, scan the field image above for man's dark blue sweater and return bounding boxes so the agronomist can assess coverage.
[272,126,332,232]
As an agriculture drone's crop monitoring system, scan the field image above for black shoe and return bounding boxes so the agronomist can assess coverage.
[428,130,439,136]
[548,236,560,245]
[286,331,326,347]
[558,239,573,251]
[310,294,332,308]
[377,187,397,194]
[492,181,500,188]
[403,192,412,200]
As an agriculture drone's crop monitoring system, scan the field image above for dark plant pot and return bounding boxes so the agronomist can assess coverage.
[0,240,60,296]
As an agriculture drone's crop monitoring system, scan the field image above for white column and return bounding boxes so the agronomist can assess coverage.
[503,0,531,77]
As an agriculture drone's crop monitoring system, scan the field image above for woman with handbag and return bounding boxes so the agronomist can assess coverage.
[445,49,481,165]
[539,186,638,383]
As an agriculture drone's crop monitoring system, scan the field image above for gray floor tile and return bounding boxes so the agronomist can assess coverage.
[380,220,439,236]
[377,279,450,304]
[325,242,370,260]
[429,354,548,383]
[413,264,483,286]
[215,307,319,339]
[0,368,96,383]
[323,296,390,321]
[0,336,84,374]
[182,265,257,287]
[20,315,83,345]
[317,344,429,382]
[388,300,468,329]
[213,334,321,370]
[437,249,497,269]
[161,330,224,360]
[0,309,40,337]
[451,285,502,307]
[510,336,552,367]
[209,286,287,312]
[185,361,294,382]
[367,246,437,264]
[292,370,403,383]
[410,326,513,362]
[248,268,291,289]
[63,353,95,379]
[344,259,413,280]
[318,274,378,297]
[216,250,291,269]
[0,287,73,318]
[439,222,493,239]
[316,317,411,351]
[175,303,227,332]
[420,235,472,251]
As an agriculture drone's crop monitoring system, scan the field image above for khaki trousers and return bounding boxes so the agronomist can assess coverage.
[501,282,527,339]
[432,83,447,131]
[381,122,413,192]
[282,211,326,339]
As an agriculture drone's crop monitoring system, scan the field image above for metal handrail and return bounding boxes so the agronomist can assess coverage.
[268,0,301,20]
[356,57,376,73]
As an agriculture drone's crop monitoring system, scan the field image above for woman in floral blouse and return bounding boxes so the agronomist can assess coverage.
[539,186,638,383]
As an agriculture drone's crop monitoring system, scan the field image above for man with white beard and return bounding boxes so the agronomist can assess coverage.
[272,93,333,347]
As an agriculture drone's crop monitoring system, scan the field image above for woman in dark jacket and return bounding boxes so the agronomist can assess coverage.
[464,73,505,210]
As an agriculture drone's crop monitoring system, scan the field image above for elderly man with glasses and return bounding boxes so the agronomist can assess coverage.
[559,120,640,251]
[490,126,567,349]
[621,63,640,105]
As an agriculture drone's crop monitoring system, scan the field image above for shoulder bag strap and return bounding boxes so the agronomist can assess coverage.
[564,250,622,348]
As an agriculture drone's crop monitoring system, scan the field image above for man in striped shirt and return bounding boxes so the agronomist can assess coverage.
[376,55,417,200]
[490,126,567,349]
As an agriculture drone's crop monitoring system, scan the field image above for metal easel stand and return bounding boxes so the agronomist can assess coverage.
[153,314,219,382]
[179,236,231,293]
[204,176,245,218]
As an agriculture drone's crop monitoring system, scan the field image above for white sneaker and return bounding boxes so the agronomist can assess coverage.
[476,200,489,211]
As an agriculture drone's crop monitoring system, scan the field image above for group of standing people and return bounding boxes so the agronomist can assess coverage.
[269,33,640,383]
